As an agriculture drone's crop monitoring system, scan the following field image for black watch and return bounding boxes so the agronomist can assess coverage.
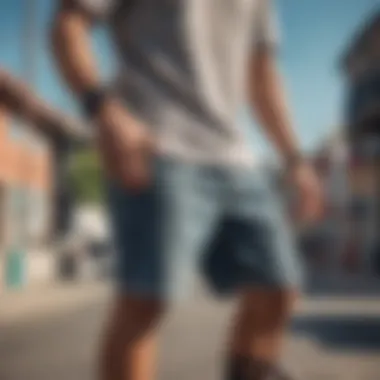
[284,153,305,170]
[81,87,109,120]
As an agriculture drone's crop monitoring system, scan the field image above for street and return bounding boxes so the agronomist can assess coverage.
[1,283,380,380]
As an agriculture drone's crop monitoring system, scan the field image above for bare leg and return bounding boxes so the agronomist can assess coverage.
[225,288,297,379]
[99,294,165,380]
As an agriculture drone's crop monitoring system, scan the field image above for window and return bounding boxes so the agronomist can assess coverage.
[7,187,28,245]
[26,190,50,245]
[5,187,50,247]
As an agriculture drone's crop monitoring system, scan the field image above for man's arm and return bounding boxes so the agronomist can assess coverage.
[248,1,322,223]
[51,0,155,190]
[0,69,86,139]
[248,0,302,165]
[248,49,301,164]
[249,49,322,222]
[51,0,104,96]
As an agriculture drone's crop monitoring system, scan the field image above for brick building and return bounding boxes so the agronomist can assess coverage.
[0,70,88,291]
[0,103,53,246]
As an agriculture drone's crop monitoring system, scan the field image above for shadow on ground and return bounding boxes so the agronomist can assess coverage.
[292,315,380,352]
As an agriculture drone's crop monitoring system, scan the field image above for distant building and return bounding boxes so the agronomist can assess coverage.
[341,9,380,134]
[340,9,380,279]
[0,104,52,248]
[312,132,349,212]
[308,129,380,278]
[0,70,88,290]
[341,9,380,81]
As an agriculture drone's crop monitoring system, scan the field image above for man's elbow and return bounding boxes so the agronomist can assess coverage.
[252,50,276,79]
[250,51,278,95]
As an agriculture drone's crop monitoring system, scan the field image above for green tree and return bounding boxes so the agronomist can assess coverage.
[69,148,103,204]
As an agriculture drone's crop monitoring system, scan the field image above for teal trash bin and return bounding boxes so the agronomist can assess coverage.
[5,247,26,289]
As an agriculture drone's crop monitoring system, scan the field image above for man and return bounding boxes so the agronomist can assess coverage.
[51,1,321,379]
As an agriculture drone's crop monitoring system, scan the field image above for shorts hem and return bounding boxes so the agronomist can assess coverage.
[115,281,186,304]
[206,276,303,298]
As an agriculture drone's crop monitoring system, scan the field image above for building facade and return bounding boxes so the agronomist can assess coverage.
[305,129,380,280]
[342,10,380,133]
[0,104,53,246]
[342,9,380,279]
[343,13,380,80]
[0,71,88,292]
[0,104,54,290]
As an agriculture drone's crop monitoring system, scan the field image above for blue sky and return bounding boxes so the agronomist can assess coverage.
[0,0,378,155]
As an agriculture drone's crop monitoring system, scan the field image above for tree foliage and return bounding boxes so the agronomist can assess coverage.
[68,148,103,204]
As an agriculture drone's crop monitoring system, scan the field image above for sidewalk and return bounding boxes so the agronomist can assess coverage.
[3,276,380,327]
[1,280,111,326]
[305,272,380,296]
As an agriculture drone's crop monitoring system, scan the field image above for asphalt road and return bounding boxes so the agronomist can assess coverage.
[2,286,380,380]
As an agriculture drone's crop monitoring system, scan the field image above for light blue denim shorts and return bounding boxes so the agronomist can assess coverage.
[106,156,302,302]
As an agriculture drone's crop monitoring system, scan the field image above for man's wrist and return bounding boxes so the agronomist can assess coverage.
[80,86,111,121]
[283,152,306,171]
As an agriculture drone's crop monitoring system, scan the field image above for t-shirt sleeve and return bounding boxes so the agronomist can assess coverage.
[67,0,119,21]
[252,0,280,52]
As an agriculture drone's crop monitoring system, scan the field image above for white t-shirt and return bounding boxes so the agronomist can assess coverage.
[74,0,279,165]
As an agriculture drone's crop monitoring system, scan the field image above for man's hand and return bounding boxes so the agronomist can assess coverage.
[96,98,156,191]
[286,162,324,225]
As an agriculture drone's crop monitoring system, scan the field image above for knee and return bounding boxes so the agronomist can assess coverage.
[239,288,297,326]
[106,294,166,342]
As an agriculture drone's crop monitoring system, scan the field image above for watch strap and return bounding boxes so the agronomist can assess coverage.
[81,87,108,120]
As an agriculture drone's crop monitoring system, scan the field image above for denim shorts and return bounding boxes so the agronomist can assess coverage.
[106,156,302,302]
